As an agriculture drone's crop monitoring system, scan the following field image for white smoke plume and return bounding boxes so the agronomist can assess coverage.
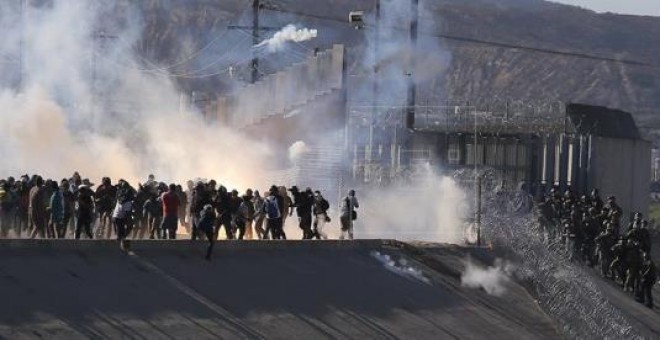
[357,165,469,243]
[460,258,515,297]
[288,140,309,163]
[255,24,317,52]
[0,1,273,191]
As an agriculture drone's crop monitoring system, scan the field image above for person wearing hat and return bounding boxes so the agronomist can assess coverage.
[82,178,94,188]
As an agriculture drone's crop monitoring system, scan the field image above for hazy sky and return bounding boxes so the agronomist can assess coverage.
[552,0,660,16]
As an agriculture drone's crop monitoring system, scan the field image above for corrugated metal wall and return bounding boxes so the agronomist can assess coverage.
[590,137,651,218]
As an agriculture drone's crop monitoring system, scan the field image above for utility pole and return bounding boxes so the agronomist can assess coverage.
[18,0,27,92]
[228,0,279,83]
[367,0,380,181]
[251,0,259,84]
[406,0,419,129]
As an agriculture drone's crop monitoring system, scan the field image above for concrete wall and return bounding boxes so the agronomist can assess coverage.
[213,44,345,128]
[590,136,651,218]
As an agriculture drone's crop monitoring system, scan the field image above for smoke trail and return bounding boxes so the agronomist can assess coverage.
[255,24,317,52]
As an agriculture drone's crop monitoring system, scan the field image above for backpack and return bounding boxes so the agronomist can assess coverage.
[265,196,281,219]
[320,198,330,212]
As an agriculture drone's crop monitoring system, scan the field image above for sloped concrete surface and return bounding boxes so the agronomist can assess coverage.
[0,240,560,339]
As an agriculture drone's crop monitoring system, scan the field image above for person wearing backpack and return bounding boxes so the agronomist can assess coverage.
[340,189,359,240]
[313,190,330,240]
[263,185,284,240]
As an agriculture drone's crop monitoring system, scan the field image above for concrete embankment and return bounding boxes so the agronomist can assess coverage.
[0,239,560,339]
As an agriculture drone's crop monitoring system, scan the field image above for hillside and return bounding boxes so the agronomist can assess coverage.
[123,0,660,141]
[6,0,658,142]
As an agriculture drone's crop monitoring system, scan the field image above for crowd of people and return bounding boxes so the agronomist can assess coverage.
[538,187,657,308]
[0,173,361,259]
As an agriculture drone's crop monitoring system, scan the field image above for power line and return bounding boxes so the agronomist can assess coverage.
[263,7,659,69]
[120,0,255,73]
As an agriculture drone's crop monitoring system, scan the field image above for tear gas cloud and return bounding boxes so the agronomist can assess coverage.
[355,0,451,106]
[357,165,469,243]
[255,24,318,52]
[0,1,272,190]
[461,258,515,297]
[0,0,464,244]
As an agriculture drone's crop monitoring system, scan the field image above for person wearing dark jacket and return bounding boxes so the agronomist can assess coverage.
[214,186,234,240]
[198,204,216,260]
[640,253,657,308]
[143,192,162,239]
[190,182,212,240]
[95,177,117,239]
[290,186,314,239]
[75,185,95,239]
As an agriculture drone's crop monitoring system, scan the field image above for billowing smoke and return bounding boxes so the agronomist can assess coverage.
[255,24,318,52]
[288,140,309,163]
[0,1,272,190]
[460,258,514,297]
[353,0,451,106]
[356,165,468,243]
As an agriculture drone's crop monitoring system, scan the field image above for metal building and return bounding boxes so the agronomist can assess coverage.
[349,102,651,216]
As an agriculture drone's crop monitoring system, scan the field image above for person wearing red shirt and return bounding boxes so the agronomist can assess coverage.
[161,184,180,239]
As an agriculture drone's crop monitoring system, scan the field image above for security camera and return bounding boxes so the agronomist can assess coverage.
[349,11,364,29]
